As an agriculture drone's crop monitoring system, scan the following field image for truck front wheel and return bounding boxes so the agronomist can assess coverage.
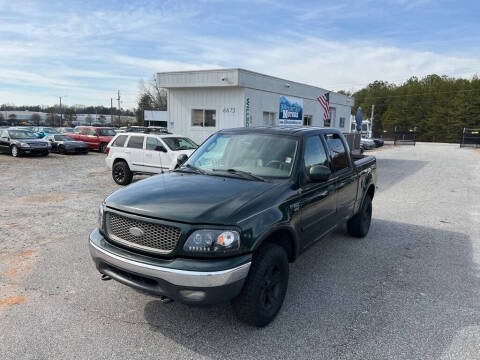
[232,243,289,327]
[347,195,372,238]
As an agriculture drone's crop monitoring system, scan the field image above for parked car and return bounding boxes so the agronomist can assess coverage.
[0,128,51,156]
[89,127,377,327]
[105,132,198,185]
[43,134,88,154]
[32,127,60,138]
[373,138,384,148]
[360,137,376,150]
[66,126,116,153]
[57,127,76,134]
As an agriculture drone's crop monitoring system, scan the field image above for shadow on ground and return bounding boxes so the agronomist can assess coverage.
[143,219,479,359]
[375,158,429,192]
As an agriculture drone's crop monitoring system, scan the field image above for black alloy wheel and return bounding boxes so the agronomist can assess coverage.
[112,161,132,185]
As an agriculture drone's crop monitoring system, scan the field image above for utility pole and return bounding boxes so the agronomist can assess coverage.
[370,104,375,138]
[117,90,121,127]
[110,98,113,127]
[59,96,62,127]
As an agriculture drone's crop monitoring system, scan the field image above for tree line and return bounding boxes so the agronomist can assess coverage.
[348,74,480,142]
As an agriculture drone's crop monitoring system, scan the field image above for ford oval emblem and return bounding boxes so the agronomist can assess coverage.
[129,227,144,237]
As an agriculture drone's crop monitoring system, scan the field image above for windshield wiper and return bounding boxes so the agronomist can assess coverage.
[180,163,209,175]
[212,168,265,182]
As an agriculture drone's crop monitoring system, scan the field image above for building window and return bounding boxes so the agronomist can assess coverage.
[303,115,312,126]
[262,112,275,126]
[339,117,345,128]
[192,109,216,127]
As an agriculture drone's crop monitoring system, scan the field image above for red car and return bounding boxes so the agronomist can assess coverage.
[67,126,116,153]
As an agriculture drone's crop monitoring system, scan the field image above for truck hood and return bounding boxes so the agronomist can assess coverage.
[105,172,279,224]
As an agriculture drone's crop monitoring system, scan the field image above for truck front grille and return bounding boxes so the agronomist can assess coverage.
[106,212,181,254]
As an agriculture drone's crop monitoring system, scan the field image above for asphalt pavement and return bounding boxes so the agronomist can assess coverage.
[0,144,479,360]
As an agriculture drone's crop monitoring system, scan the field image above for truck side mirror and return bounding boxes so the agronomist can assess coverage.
[309,165,331,182]
[177,153,188,166]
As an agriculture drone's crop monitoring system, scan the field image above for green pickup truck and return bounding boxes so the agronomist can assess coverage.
[89,127,376,327]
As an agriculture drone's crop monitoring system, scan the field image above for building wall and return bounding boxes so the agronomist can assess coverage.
[244,88,351,131]
[167,87,245,144]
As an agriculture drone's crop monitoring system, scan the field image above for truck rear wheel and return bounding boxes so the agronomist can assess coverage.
[112,161,133,185]
[347,195,372,238]
[232,243,289,327]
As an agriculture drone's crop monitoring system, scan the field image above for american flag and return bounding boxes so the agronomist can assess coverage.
[317,92,330,121]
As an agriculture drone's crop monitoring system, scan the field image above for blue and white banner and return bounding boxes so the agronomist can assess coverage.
[279,96,303,126]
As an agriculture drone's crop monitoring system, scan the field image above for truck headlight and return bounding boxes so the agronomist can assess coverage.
[98,204,104,230]
[183,230,240,253]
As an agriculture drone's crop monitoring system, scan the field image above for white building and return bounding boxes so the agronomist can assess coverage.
[157,68,354,144]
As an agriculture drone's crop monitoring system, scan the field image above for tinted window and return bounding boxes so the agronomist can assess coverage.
[1,130,8,137]
[55,135,73,141]
[112,135,127,147]
[324,134,349,172]
[98,129,116,136]
[89,128,97,136]
[303,136,328,173]
[146,137,159,150]
[162,137,197,151]
[80,128,88,135]
[127,136,144,149]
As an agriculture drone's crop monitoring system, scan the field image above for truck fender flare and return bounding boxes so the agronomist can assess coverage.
[253,224,301,262]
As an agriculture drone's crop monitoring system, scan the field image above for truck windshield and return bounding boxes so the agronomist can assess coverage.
[162,137,197,151]
[186,133,298,178]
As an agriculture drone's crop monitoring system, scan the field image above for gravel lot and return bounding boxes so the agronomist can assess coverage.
[1,144,479,360]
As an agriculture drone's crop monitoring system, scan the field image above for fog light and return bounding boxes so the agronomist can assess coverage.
[179,290,206,301]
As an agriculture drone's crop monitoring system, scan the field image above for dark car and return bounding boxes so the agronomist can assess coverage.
[89,127,377,327]
[0,128,51,157]
[44,134,88,154]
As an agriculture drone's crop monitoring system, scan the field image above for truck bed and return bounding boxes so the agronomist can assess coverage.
[351,153,376,171]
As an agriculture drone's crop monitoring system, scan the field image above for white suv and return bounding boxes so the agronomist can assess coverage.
[105,132,198,185]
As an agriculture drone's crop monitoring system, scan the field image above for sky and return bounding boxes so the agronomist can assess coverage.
[0,0,479,109]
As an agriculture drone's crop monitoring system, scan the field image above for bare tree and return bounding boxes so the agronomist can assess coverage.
[8,114,16,126]
[85,114,94,125]
[31,113,41,126]
[138,75,167,110]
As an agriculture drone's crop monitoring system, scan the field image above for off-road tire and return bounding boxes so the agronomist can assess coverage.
[112,161,133,185]
[347,195,372,238]
[232,243,289,327]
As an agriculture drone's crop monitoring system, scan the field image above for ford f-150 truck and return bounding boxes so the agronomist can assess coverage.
[89,127,376,327]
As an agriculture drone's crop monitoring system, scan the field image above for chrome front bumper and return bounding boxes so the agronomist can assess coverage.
[89,240,251,287]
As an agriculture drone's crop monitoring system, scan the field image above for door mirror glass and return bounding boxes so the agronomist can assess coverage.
[177,153,188,166]
[309,165,331,182]
[155,145,167,152]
